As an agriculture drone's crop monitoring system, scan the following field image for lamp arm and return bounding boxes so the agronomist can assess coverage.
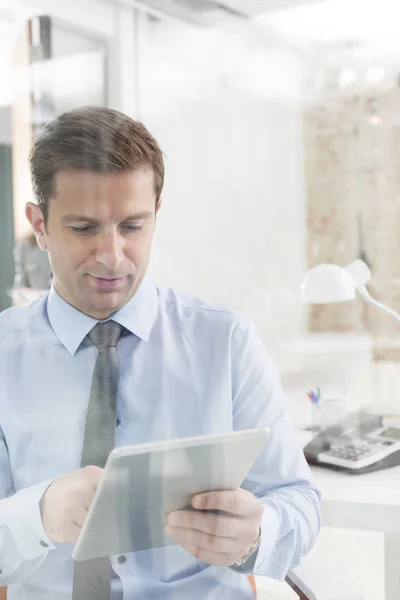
[357,284,400,324]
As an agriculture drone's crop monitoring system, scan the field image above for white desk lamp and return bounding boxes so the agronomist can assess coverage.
[301,259,400,324]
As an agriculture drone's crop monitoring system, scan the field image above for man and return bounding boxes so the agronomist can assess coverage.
[0,106,320,600]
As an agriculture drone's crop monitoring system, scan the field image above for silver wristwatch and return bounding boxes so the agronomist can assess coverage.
[233,531,261,568]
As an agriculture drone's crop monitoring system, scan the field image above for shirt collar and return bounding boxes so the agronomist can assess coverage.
[46,276,158,356]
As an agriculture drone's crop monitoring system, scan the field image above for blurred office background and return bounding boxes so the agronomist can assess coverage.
[1,1,399,598]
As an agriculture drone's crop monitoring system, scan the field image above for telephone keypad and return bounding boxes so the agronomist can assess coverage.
[328,440,386,461]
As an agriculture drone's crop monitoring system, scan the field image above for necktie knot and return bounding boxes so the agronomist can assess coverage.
[88,321,123,350]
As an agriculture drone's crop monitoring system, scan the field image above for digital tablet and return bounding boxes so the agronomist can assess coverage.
[72,428,270,562]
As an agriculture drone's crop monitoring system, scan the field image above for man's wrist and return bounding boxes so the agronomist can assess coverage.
[2,478,57,560]
[231,530,261,571]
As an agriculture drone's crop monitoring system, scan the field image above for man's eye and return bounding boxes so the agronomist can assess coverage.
[122,225,143,231]
[70,226,95,234]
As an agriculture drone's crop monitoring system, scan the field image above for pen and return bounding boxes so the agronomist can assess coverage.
[307,391,319,403]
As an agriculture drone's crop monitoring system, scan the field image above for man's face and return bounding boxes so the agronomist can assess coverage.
[26,169,161,319]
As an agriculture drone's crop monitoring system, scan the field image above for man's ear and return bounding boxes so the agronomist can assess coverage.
[25,203,48,251]
[155,199,162,220]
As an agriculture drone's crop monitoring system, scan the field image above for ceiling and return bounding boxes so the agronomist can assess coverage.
[114,0,332,25]
[256,0,400,46]
[219,0,329,17]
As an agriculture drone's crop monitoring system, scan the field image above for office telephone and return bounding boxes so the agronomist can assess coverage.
[303,411,400,474]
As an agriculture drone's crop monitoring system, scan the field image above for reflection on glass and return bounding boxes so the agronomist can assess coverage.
[0,2,399,600]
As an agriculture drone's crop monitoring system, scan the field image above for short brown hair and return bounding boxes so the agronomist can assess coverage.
[29,106,165,224]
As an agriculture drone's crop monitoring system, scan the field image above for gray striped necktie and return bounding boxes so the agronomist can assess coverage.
[73,320,123,600]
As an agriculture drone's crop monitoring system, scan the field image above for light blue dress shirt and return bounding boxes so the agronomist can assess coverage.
[0,276,320,599]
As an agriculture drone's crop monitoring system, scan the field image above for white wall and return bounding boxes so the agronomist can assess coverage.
[0,0,309,356]
[138,18,308,350]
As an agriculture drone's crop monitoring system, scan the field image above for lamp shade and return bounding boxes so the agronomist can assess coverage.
[301,263,356,304]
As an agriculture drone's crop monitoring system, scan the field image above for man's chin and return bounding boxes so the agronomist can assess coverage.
[82,290,133,319]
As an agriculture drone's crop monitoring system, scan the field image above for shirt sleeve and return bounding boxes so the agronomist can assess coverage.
[230,318,321,579]
[0,425,57,585]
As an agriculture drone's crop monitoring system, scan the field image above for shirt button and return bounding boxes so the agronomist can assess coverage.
[40,540,49,548]
[117,555,126,565]
[116,419,121,427]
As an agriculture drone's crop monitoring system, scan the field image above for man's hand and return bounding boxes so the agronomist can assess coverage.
[39,465,103,544]
[165,488,263,567]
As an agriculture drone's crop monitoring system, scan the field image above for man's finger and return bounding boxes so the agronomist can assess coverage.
[192,489,262,517]
[177,542,237,567]
[168,510,241,538]
[165,524,245,555]
[72,505,89,528]
[84,465,104,489]
[64,520,82,544]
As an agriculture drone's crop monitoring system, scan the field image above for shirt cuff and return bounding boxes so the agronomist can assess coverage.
[1,478,58,560]
[253,500,281,574]
[229,501,281,576]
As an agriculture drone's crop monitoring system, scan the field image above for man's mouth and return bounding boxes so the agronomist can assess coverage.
[87,275,128,290]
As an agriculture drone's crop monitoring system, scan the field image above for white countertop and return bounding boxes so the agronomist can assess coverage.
[311,464,400,507]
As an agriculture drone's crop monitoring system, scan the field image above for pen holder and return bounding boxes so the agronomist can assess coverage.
[311,398,346,436]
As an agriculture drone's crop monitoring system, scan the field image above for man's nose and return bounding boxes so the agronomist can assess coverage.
[94,232,125,271]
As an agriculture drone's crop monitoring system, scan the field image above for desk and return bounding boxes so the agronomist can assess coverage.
[311,461,400,600]
[285,375,400,600]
